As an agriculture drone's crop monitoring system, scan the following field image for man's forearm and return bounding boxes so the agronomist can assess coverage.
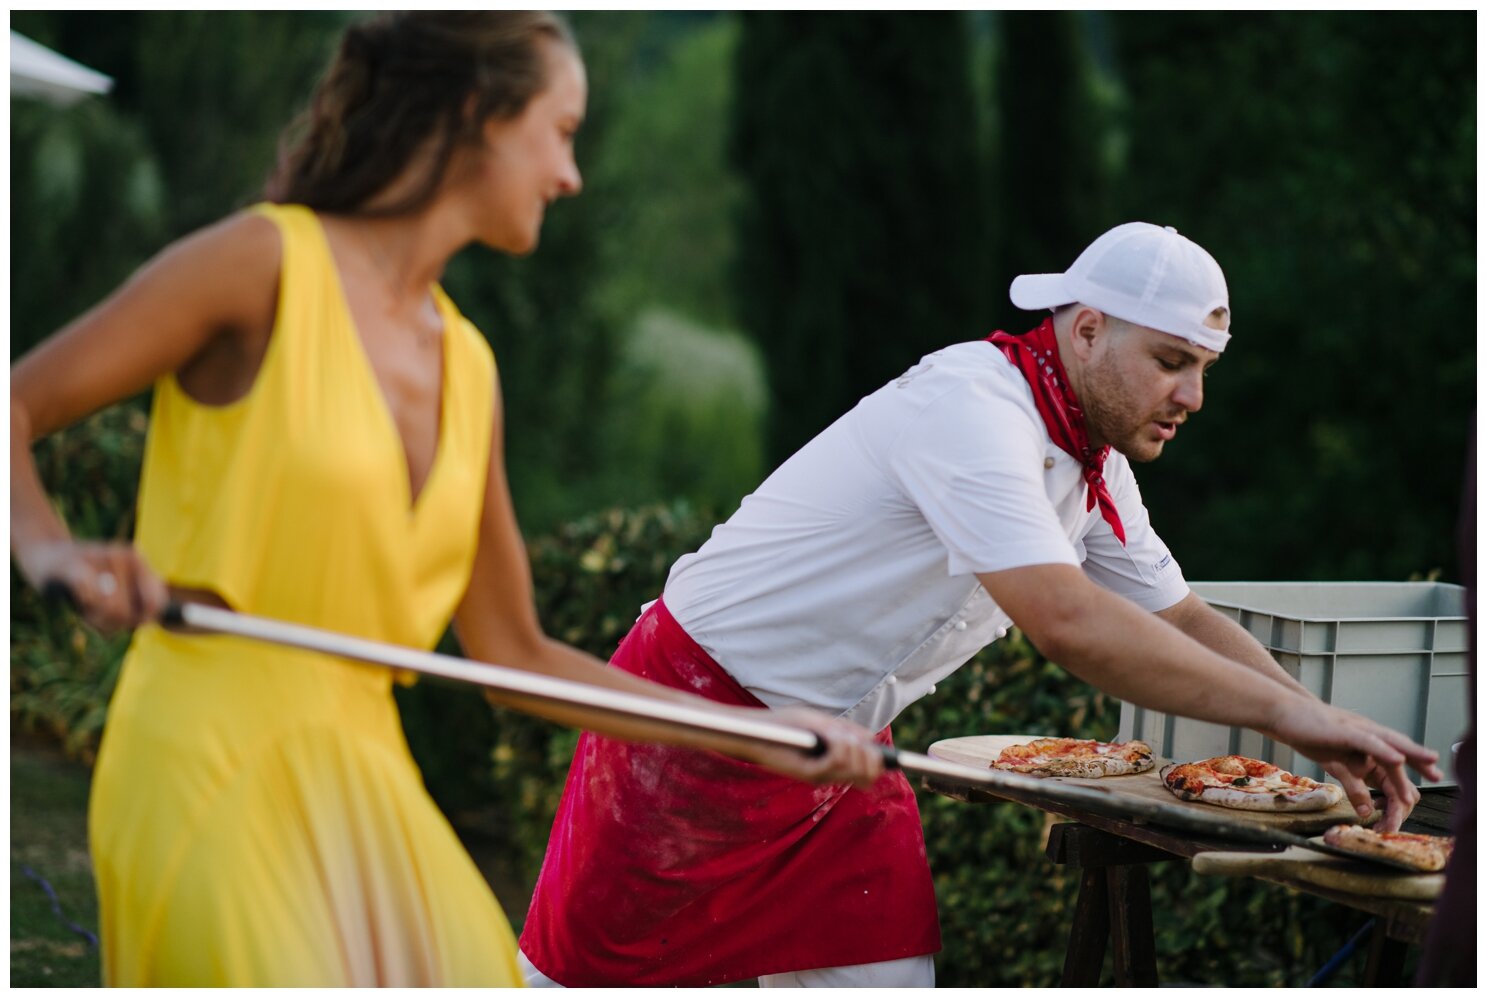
[982,566,1305,735]
[1158,593,1315,700]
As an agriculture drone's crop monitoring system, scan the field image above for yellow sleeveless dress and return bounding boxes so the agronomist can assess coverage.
[88,203,523,986]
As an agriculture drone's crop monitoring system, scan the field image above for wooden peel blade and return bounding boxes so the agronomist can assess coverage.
[1190,847,1441,895]
[893,748,1422,872]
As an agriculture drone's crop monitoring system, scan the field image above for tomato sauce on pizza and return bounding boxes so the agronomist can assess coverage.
[1160,755,1344,812]
[991,737,1154,778]
[1322,825,1454,872]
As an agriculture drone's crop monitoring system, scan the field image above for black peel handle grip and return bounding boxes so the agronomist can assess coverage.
[41,577,185,626]
[802,737,895,764]
[41,579,78,609]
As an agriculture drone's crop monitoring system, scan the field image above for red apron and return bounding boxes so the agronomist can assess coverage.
[518,597,940,986]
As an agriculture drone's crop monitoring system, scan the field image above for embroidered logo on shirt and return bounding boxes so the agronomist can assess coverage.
[896,362,934,387]
[1155,554,1172,572]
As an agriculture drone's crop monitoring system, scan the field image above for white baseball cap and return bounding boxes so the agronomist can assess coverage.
[1009,222,1231,353]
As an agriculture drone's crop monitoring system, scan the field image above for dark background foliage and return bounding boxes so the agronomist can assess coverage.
[730,10,1474,583]
[10,10,1472,988]
[731,12,992,461]
[1110,12,1476,582]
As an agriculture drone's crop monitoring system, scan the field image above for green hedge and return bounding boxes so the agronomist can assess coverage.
[14,478,1389,986]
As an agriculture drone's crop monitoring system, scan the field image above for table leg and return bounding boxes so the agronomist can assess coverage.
[1049,823,1171,987]
[1106,865,1159,986]
[1363,922,1411,986]
[1061,867,1111,986]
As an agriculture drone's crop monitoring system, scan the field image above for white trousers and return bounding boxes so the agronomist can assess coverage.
[518,948,935,988]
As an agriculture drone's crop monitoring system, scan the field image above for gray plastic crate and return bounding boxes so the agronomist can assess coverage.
[1117,581,1469,788]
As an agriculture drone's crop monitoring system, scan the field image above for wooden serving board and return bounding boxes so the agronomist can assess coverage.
[1192,845,1444,900]
[927,734,1373,835]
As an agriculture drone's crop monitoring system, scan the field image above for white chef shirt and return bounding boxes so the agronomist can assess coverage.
[661,340,1190,732]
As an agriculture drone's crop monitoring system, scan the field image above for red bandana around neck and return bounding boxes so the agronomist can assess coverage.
[987,318,1127,545]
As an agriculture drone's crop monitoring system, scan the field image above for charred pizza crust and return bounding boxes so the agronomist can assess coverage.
[1160,755,1345,812]
[992,737,1155,778]
[1322,824,1454,872]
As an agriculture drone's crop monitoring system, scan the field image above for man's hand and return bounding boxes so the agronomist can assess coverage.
[1321,759,1422,833]
[1264,698,1440,829]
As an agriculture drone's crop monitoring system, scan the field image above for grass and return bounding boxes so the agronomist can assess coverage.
[10,731,102,988]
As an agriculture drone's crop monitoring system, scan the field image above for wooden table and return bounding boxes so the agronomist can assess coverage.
[923,737,1456,987]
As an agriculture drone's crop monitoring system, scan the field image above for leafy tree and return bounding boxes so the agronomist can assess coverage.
[990,12,1126,329]
[731,13,991,464]
[12,11,350,239]
[126,11,351,234]
[593,308,767,515]
[1111,12,1475,582]
[588,14,745,332]
[10,100,166,360]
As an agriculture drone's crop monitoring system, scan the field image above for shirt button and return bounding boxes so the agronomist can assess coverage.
[954,621,967,631]
[1044,457,1055,469]
[886,675,898,686]
[928,684,938,695]
[995,626,1008,639]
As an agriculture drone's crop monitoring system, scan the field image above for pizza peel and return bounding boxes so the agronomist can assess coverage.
[1189,845,1444,898]
[46,591,1419,871]
[907,743,1423,872]
[167,603,1420,871]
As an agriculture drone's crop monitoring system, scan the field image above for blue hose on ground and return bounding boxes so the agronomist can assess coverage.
[21,864,100,949]
[1306,918,1375,987]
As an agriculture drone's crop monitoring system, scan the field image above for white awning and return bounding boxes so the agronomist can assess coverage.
[10,30,113,106]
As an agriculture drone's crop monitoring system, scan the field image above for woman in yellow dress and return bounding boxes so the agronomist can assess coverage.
[10,12,882,987]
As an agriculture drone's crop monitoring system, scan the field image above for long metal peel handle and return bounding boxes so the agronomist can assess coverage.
[37,592,1416,867]
[167,601,828,758]
[42,580,78,608]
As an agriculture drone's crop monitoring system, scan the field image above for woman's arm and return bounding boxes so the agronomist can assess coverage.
[451,374,885,787]
[11,211,282,630]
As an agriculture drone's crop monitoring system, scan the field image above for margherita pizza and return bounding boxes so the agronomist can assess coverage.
[991,737,1154,778]
[1322,825,1455,872]
[1160,755,1345,812]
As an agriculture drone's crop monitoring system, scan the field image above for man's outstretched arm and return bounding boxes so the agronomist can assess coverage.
[1154,591,1423,829]
[978,563,1441,826]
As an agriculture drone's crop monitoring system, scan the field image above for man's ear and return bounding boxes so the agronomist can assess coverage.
[1067,306,1105,362]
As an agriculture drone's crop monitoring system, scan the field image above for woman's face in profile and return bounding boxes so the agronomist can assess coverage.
[472,39,587,256]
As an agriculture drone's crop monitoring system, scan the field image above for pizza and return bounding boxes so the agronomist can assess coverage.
[1322,825,1455,872]
[991,737,1155,778]
[1159,755,1345,812]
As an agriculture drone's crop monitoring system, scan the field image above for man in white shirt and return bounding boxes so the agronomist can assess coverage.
[517,222,1442,988]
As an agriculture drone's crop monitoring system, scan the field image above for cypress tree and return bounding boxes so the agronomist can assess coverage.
[992,11,1124,327]
[731,13,989,464]
[1111,12,1474,582]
